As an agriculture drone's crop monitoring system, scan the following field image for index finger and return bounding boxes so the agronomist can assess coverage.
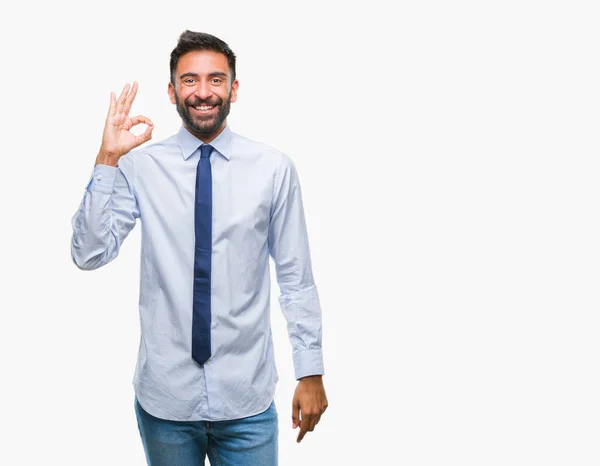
[297,418,309,443]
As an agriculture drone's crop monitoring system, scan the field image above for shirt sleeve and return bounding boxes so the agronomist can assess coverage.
[70,153,140,270]
[268,153,324,380]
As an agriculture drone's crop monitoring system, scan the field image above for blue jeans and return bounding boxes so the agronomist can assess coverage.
[134,397,278,465]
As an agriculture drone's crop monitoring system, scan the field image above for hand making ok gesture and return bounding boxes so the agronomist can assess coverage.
[96,81,154,167]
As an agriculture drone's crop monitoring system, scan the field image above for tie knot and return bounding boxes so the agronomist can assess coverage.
[200,144,213,159]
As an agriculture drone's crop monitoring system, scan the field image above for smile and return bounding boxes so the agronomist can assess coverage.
[191,105,217,114]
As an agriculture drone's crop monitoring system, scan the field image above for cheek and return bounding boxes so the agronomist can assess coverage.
[178,90,194,104]
[220,91,233,103]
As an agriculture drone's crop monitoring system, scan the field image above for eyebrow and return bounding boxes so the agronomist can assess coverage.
[179,72,228,79]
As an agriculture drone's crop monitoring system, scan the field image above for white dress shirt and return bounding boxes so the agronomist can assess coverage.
[71,124,324,421]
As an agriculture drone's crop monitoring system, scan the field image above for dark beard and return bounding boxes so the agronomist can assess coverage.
[175,91,232,136]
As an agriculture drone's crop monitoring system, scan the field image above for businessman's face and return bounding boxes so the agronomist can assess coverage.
[168,50,239,141]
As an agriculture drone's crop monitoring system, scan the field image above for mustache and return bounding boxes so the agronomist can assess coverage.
[185,96,223,107]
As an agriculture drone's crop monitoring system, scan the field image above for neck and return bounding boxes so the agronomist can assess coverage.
[185,122,226,144]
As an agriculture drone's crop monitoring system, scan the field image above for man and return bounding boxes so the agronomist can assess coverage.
[71,30,327,465]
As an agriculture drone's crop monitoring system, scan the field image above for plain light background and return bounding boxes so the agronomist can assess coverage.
[1,0,599,464]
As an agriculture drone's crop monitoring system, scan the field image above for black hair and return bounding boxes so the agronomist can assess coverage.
[170,30,237,86]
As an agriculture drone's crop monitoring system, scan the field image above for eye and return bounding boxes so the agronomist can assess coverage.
[183,78,196,85]
[211,78,223,84]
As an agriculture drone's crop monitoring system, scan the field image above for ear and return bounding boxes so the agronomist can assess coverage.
[229,80,239,103]
[168,82,176,105]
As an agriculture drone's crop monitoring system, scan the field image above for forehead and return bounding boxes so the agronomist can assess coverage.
[176,50,230,76]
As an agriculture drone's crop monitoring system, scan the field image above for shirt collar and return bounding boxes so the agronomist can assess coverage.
[178,124,232,161]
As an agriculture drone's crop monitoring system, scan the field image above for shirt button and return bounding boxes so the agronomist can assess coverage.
[96,175,103,181]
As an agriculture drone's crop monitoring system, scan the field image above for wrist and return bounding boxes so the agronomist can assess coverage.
[95,151,120,167]
[299,374,323,383]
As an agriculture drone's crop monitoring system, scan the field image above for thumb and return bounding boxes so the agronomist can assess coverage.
[292,396,300,429]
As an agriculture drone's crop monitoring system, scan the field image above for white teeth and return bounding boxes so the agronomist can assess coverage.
[194,105,214,110]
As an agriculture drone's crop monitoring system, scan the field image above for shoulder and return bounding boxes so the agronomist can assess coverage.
[230,131,291,166]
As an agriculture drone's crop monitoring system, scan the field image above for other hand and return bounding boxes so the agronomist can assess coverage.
[292,375,328,443]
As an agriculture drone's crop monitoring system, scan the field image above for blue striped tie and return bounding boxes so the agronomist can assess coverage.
[192,144,213,365]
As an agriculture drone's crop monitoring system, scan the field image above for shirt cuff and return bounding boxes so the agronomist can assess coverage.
[86,164,118,194]
[293,349,325,380]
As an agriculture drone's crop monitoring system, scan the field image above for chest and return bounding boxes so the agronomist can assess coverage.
[134,155,275,239]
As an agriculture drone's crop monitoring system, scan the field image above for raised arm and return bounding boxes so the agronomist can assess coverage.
[71,82,153,270]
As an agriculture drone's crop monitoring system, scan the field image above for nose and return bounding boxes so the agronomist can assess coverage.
[194,80,212,101]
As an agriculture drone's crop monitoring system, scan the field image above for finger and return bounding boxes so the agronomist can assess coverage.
[307,415,317,433]
[134,122,154,146]
[107,92,116,118]
[117,83,130,105]
[123,81,138,115]
[129,115,153,127]
[292,398,300,429]
[115,83,130,116]
[297,417,309,443]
